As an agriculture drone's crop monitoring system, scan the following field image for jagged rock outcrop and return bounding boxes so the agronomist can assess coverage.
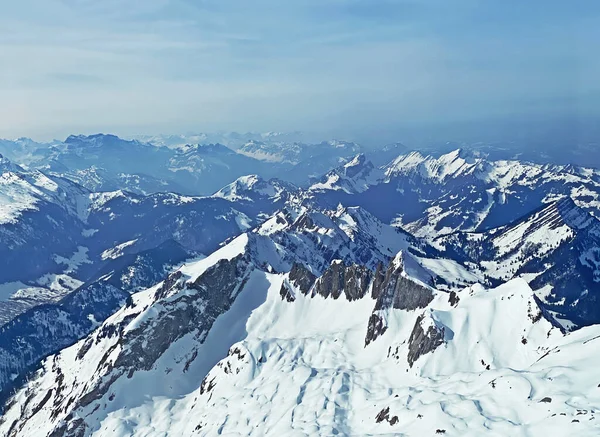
[372,257,434,312]
[407,314,445,367]
[0,240,191,399]
[284,252,437,347]
[288,263,317,295]
[2,253,254,437]
[311,261,372,301]
[366,254,435,346]
[279,262,316,302]
[114,255,252,376]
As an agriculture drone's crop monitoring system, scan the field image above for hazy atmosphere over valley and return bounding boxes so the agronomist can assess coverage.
[0,1,599,436]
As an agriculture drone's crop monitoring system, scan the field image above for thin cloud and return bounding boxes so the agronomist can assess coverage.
[0,0,598,140]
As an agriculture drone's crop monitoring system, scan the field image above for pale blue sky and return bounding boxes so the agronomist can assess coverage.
[0,0,598,141]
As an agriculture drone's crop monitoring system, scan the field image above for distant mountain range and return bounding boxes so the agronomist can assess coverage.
[1,134,600,436]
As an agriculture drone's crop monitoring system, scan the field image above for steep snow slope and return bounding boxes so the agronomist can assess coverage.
[4,232,599,437]
[0,168,293,392]
[4,143,600,437]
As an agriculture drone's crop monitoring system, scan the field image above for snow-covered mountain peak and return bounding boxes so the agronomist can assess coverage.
[345,152,367,167]
[64,133,146,149]
[385,150,427,174]
[212,174,295,202]
[251,205,420,275]
[309,153,382,194]
[4,182,599,436]
[490,197,600,254]
[5,134,600,436]
[385,148,484,182]
[0,257,583,437]
[0,153,25,174]
[433,194,600,329]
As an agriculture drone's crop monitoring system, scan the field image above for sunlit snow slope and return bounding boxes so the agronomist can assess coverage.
[2,226,600,437]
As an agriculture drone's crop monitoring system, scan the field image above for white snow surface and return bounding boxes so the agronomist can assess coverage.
[309,154,383,194]
[5,149,600,436]
[213,174,290,202]
[3,231,600,436]
[100,239,138,260]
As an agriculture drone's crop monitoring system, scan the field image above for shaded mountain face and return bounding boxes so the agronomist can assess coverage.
[3,138,600,436]
[0,239,192,398]
[0,196,457,400]
[0,167,290,331]
[19,135,272,196]
[0,162,90,284]
[34,134,174,179]
[0,139,54,164]
[0,171,303,399]
[2,215,590,437]
[137,131,307,150]
[56,166,186,196]
[436,197,600,328]
[165,144,281,194]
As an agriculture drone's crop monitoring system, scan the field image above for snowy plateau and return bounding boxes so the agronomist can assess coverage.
[0,135,599,436]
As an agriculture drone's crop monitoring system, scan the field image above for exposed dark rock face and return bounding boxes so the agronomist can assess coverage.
[114,255,251,375]
[70,254,252,433]
[312,261,372,301]
[282,254,436,349]
[0,240,190,399]
[5,254,256,437]
[407,314,445,367]
[288,263,317,295]
[154,270,184,300]
[365,256,436,346]
[365,314,387,346]
[279,283,296,302]
[370,263,386,300]
[375,406,398,425]
[448,290,460,306]
[373,260,434,312]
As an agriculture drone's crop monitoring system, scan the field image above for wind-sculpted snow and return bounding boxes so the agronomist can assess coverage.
[4,229,599,437]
